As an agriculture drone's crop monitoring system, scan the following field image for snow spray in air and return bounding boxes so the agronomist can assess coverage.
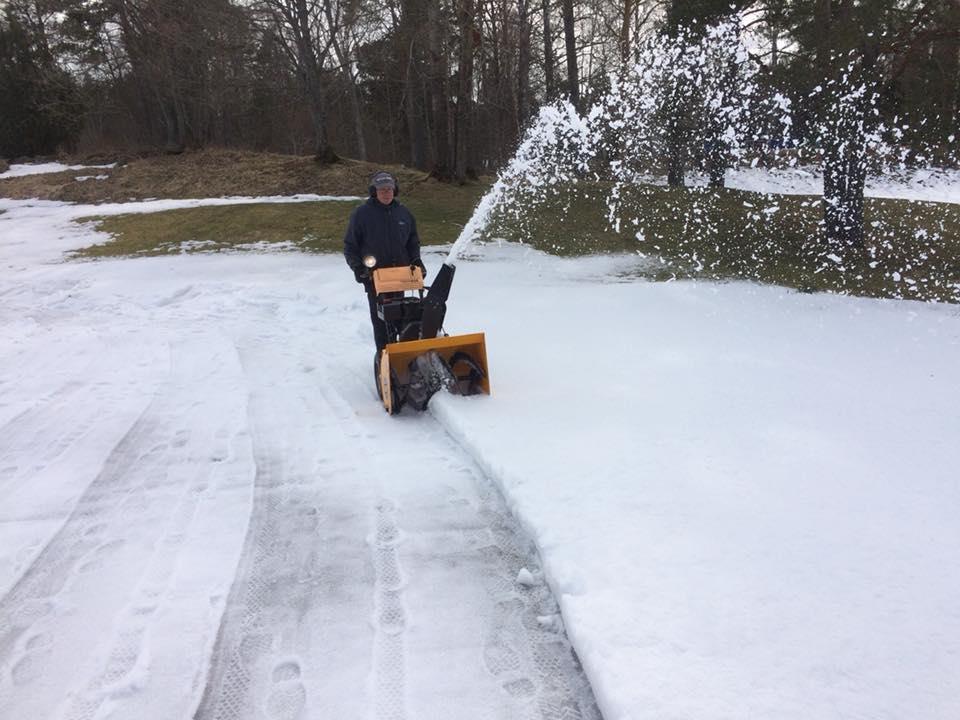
[441,17,787,267]
[444,100,600,266]
[442,15,955,302]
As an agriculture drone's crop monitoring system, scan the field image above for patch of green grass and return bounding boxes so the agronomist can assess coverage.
[483,182,960,303]
[76,202,352,257]
[72,179,960,304]
[74,185,489,259]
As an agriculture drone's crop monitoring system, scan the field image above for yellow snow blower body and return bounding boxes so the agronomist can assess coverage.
[371,263,489,415]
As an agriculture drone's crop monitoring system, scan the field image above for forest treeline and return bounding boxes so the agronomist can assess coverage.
[1,0,958,183]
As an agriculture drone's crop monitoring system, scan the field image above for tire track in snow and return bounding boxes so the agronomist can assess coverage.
[309,339,603,720]
[0,401,161,650]
[194,338,377,720]
[0,336,249,720]
[195,297,601,720]
[309,356,412,720]
[0,379,98,495]
[0,337,165,511]
[0,339,166,601]
[371,499,407,720]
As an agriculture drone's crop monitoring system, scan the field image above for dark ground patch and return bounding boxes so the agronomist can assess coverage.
[0,148,469,204]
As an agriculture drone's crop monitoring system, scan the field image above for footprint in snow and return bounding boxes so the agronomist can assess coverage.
[25,632,53,651]
[11,651,44,686]
[10,632,54,686]
[83,522,108,538]
[265,660,307,720]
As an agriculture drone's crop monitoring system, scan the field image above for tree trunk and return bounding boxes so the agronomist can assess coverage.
[821,67,869,249]
[347,66,368,161]
[816,0,869,249]
[663,0,692,186]
[161,98,184,153]
[666,82,688,187]
[543,0,555,100]
[666,126,686,186]
[455,0,475,182]
[401,0,429,169]
[620,0,635,64]
[428,1,454,178]
[290,0,337,162]
[327,5,366,161]
[301,56,337,162]
[822,142,866,248]
[561,0,579,111]
[517,0,531,128]
[403,38,429,169]
[706,140,726,187]
[941,3,960,142]
[706,37,741,189]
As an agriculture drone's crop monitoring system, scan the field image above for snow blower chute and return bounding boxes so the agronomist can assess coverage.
[366,258,489,415]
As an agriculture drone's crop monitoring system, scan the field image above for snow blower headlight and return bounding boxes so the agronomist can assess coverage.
[363,255,377,269]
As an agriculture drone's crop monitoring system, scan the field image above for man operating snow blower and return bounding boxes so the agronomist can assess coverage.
[344,170,427,352]
[343,170,489,414]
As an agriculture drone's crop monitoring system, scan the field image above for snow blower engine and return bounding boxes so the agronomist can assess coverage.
[363,255,489,414]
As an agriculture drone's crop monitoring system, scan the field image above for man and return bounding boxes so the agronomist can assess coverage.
[343,170,427,350]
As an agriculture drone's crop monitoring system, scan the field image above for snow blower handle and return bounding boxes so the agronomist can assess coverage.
[412,260,427,281]
[420,263,455,339]
[355,254,377,283]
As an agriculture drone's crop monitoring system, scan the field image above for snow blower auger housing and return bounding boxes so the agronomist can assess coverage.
[368,259,489,415]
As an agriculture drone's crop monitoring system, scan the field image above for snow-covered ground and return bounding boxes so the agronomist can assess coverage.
[0,162,117,179]
[5,159,960,205]
[616,165,960,205]
[722,165,960,204]
[1,194,959,720]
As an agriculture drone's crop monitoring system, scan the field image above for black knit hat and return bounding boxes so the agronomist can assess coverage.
[368,171,399,197]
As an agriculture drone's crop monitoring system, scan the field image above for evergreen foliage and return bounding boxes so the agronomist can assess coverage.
[0,9,83,158]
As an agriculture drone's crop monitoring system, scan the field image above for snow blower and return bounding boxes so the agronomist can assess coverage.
[364,257,489,415]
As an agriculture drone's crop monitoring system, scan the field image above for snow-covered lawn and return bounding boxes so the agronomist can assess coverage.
[0,162,117,179]
[5,158,960,206]
[722,165,960,204]
[1,196,959,720]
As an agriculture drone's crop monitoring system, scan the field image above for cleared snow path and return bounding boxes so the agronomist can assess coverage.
[0,206,600,720]
[193,298,599,720]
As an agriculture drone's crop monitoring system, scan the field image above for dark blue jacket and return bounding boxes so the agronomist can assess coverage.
[343,198,422,274]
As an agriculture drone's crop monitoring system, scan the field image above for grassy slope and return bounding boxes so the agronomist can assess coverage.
[3,149,957,303]
[75,186,489,257]
[486,183,960,303]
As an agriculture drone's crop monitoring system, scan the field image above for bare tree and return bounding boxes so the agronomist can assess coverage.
[325,0,366,159]
[561,0,579,109]
[455,0,475,180]
[543,0,555,98]
[256,0,340,162]
[517,0,532,124]
[426,2,453,175]
[399,0,429,168]
[619,0,635,62]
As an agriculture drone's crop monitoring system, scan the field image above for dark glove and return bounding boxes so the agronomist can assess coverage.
[414,260,427,280]
[353,267,368,284]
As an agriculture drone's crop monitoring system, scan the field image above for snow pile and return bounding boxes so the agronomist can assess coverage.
[0,162,117,178]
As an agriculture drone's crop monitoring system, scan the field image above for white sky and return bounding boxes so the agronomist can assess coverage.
[0,174,959,720]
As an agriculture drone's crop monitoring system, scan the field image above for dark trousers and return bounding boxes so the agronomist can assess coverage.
[366,287,388,350]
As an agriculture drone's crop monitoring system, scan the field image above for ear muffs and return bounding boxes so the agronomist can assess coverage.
[368,172,400,198]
